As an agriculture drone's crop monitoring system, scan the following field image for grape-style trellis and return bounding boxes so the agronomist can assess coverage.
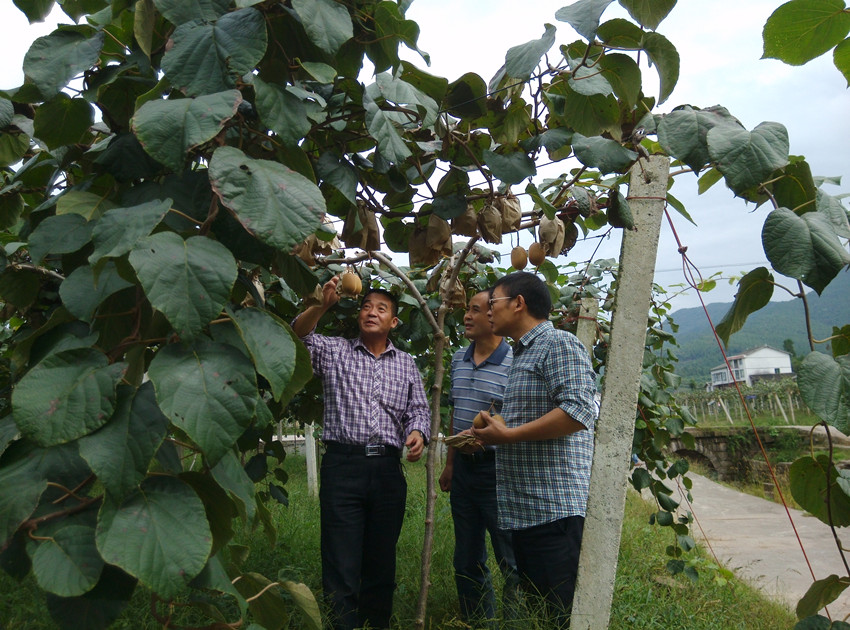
[0,0,848,628]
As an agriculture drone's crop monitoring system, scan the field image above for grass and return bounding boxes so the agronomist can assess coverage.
[1,454,796,629]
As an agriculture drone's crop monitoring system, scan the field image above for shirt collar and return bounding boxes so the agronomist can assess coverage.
[353,336,397,357]
[462,339,511,366]
[516,320,553,352]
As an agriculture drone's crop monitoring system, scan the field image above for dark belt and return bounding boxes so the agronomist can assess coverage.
[323,441,401,458]
[458,449,496,463]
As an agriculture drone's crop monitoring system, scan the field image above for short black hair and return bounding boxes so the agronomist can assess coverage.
[492,272,551,319]
[361,288,399,317]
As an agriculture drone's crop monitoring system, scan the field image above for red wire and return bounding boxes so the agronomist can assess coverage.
[661,206,826,616]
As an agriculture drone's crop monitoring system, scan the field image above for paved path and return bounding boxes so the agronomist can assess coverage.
[676,473,850,621]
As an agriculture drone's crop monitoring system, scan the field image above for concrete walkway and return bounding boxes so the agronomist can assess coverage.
[676,473,850,622]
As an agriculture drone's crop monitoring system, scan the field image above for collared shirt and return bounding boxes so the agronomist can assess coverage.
[450,340,512,453]
[497,320,597,530]
[300,331,431,448]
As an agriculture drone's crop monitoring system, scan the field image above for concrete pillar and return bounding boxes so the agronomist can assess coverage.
[571,155,669,629]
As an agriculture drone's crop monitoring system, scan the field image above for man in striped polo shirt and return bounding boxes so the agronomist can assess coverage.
[473,272,597,628]
[439,290,519,625]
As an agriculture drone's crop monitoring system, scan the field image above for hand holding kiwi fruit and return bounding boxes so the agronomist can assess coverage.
[472,402,506,429]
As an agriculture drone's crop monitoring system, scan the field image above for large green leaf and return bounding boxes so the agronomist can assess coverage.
[568,58,614,97]
[555,0,615,41]
[657,106,739,174]
[78,383,170,500]
[714,267,774,347]
[23,30,105,99]
[291,0,353,55]
[0,442,89,544]
[316,152,358,206]
[96,476,211,599]
[132,91,242,172]
[370,73,439,128]
[445,72,488,120]
[211,450,257,522]
[762,207,850,294]
[227,306,313,404]
[27,213,93,264]
[254,78,312,147]
[180,472,236,555]
[571,133,637,174]
[505,24,557,80]
[797,575,850,621]
[129,233,238,341]
[13,348,127,447]
[772,159,817,214]
[208,146,326,252]
[817,188,850,239]
[89,198,171,264]
[148,341,259,465]
[56,190,117,221]
[32,94,93,149]
[555,81,620,136]
[363,89,411,164]
[32,525,104,597]
[835,36,850,86]
[482,149,536,185]
[161,8,267,96]
[0,97,12,128]
[790,455,850,527]
[763,0,850,66]
[708,121,789,195]
[619,0,676,30]
[798,352,850,433]
[12,0,55,23]
[0,128,30,167]
[640,31,679,104]
[598,53,642,108]
[44,564,136,630]
[154,0,232,24]
[60,262,134,322]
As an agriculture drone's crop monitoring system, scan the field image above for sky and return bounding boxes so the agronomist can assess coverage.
[1,1,848,312]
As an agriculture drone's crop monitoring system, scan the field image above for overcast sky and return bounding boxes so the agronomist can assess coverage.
[1,1,848,312]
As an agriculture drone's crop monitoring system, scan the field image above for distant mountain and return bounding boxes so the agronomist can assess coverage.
[667,270,850,386]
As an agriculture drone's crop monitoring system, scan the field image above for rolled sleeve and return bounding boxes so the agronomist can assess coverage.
[403,357,432,442]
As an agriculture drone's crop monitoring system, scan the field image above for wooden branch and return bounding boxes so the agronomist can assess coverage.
[370,251,441,334]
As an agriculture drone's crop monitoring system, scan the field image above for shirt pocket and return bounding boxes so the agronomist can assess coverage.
[382,374,411,416]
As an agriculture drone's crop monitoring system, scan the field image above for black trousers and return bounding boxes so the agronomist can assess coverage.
[319,450,407,630]
[511,515,585,629]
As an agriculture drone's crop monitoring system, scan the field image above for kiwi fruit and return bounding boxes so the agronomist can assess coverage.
[472,411,506,428]
[340,270,362,297]
[510,246,528,270]
[528,242,546,267]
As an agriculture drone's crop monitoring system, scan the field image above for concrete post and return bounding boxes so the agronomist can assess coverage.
[575,297,599,354]
[571,155,669,629]
[305,423,319,497]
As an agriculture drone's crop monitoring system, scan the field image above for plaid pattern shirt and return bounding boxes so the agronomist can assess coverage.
[497,321,597,530]
[300,331,431,448]
[450,340,512,452]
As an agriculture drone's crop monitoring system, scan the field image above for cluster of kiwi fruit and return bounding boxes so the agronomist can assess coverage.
[510,242,546,270]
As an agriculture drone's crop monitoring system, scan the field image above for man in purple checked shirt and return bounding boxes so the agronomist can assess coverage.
[293,275,431,630]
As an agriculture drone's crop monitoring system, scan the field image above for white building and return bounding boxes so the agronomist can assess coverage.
[708,346,793,390]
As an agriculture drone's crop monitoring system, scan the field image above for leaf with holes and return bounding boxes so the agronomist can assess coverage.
[13,348,127,446]
[129,233,237,341]
[96,476,211,599]
[208,146,326,253]
[148,340,258,465]
[78,383,170,501]
[715,267,774,347]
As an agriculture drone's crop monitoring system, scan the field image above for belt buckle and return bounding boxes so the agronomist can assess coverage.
[365,444,385,457]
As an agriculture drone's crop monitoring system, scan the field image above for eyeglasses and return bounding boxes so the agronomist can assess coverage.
[488,296,514,308]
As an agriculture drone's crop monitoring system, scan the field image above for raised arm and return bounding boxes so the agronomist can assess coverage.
[292,276,340,338]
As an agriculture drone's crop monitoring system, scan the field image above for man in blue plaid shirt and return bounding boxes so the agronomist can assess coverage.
[471,272,597,628]
[293,276,430,630]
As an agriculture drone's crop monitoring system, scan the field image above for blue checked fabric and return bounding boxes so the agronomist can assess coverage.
[497,321,597,530]
[449,340,512,452]
[300,331,431,448]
